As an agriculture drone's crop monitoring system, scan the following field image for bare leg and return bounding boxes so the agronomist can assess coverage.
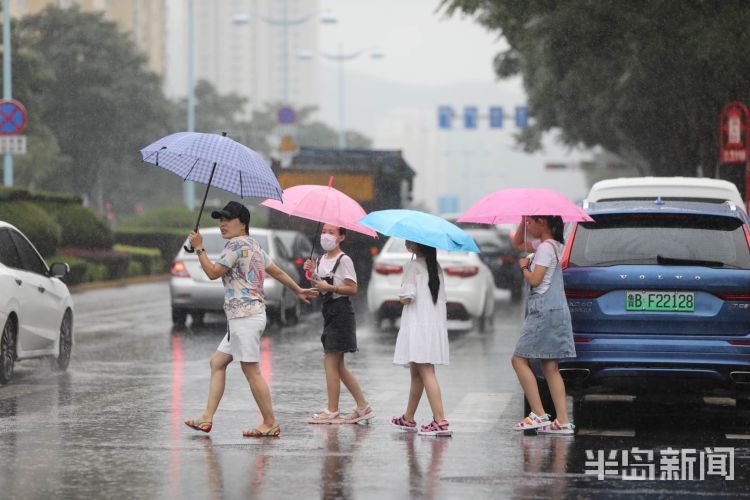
[415,363,446,422]
[512,355,545,416]
[324,352,343,412]
[187,351,232,424]
[404,363,424,421]
[541,359,570,424]
[338,355,367,409]
[240,361,277,431]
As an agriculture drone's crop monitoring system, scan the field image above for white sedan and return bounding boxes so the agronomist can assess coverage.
[367,237,496,331]
[0,222,74,384]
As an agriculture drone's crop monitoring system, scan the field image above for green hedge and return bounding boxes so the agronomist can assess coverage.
[0,201,61,257]
[57,248,131,281]
[114,227,187,269]
[0,186,81,204]
[41,202,114,250]
[122,205,204,230]
[114,244,163,275]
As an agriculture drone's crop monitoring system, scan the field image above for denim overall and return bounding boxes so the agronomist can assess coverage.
[514,241,576,359]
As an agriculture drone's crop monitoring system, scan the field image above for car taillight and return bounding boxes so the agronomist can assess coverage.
[744,225,750,251]
[444,266,479,278]
[374,263,403,275]
[729,340,750,346]
[171,261,191,278]
[717,293,750,301]
[560,223,577,270]
[565,289,605,299]
[295,258,304,265]
[574,337,593,343]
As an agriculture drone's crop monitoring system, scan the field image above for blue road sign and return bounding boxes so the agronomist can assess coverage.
[438,106,453,129]
[489,106,503,128]
[464,106,478,129]
[277,106,296,124]
[438,195,460,215]
[515,106,528,128]
[0,100,27,135]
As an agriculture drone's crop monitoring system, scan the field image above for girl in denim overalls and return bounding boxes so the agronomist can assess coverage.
[511,216,576,435]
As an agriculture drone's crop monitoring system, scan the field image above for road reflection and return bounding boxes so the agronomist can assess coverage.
[395,432,451,500]
[516,436,571,499]
[318,425,372,500]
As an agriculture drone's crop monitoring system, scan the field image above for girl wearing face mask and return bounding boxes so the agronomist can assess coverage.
[390,240,452,436]
[303,224,374,424]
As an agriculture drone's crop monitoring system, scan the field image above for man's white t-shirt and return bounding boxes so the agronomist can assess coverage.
[317,252,357,299]
[529,240,564,295]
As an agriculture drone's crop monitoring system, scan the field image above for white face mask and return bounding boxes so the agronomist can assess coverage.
[320,233,338,252]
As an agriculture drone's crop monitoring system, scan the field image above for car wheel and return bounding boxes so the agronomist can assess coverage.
[288,300,301,325]
[172,307,188,326]
[52,310,73,372]
[190,311,205,326]
[0,317,17,384]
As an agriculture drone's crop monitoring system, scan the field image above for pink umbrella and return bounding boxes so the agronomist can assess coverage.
[261,176,377,237]
[458,188,593,224]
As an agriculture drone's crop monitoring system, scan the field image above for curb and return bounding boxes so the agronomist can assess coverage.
[70,273,170,294]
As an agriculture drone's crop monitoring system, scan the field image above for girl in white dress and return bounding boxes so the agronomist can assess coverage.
[391,241,452,436]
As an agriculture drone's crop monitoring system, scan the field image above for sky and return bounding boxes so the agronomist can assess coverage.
[318,0,509,87]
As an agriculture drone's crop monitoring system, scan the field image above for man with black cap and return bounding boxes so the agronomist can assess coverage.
[184,201,318,438]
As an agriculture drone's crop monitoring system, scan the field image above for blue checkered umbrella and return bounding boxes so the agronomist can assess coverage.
[140,131,283,251]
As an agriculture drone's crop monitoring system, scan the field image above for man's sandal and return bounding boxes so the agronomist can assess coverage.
[184,419,213,433]
[243,423,281,438]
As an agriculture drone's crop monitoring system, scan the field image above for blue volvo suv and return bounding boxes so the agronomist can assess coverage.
[552,199,750,414]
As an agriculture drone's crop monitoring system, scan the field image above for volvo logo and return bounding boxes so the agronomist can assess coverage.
[620,274,628,279]
[657,275,664,280]
[639,275,646,280]
[695,276,701,280]
[675,275,683,280]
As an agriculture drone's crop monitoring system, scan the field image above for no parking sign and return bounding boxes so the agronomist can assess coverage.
[0,99,27,135]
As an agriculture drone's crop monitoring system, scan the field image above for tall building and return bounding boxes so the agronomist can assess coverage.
[9,0,167,77]
[165,0,321,115]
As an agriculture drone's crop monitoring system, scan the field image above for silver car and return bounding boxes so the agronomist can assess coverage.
[170,227,301,327]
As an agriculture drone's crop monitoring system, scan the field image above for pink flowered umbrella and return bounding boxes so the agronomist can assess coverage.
[458,188,593,224]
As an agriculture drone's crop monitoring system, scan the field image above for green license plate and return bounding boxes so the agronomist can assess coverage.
[625,291,695,312]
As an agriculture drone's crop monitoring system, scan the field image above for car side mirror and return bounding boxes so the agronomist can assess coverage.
[50,262,69,278]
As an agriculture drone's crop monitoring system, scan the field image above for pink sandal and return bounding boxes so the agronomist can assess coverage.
[343,404,375,424]
[513,412,551,431]
[390,415,417,432]
[308,409,342,424]
[418,419,452,436]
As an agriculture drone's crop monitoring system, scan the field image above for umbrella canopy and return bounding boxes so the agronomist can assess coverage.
[140,131,283,201]
[358,209,479,253]
[457,188,593,224]
[261,177,377,237]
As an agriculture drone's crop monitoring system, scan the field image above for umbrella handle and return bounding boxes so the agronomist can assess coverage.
[184,244,195,253]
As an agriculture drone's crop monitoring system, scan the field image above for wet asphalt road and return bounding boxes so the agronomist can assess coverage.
[1,281,749,499]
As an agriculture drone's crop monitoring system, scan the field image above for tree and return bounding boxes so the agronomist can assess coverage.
[441,0,750,181]
[18,6,176,210]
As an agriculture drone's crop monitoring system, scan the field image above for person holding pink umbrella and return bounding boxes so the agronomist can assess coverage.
[459,188,591,436]
[262,177,376,425]
[510,216,576,435]
[303,224,374,425]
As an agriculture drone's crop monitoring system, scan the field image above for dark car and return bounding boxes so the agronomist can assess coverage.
[276,229,314,287]
[527,199,750,421]
[465,228,523,301]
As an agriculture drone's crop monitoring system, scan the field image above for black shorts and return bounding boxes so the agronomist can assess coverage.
[321,297,357,353]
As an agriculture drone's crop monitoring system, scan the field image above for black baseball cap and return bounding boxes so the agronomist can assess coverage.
[211,201,250,226]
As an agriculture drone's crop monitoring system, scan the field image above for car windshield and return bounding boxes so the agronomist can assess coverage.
[569,213,750,269]
[382,238,470,257]
[202,233,269,255]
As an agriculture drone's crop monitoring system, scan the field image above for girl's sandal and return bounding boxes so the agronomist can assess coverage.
[537,419,575,436]
[391,415,417,432]
[418,419,452,437]
[184,418,213,433]
[343,404,375,424]
[308,409,342,424]
[513,412,550,431]
[243,423,281,438]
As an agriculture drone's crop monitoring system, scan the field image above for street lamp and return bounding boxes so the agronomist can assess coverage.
[302,46,384,149]
[232,5,337,104]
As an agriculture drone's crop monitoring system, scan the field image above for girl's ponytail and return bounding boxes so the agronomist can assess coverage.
[540,216,565,244]
[416,243,440,304]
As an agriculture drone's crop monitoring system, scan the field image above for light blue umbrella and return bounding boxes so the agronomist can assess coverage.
[140,131,283,252]
[358,209,479,253]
